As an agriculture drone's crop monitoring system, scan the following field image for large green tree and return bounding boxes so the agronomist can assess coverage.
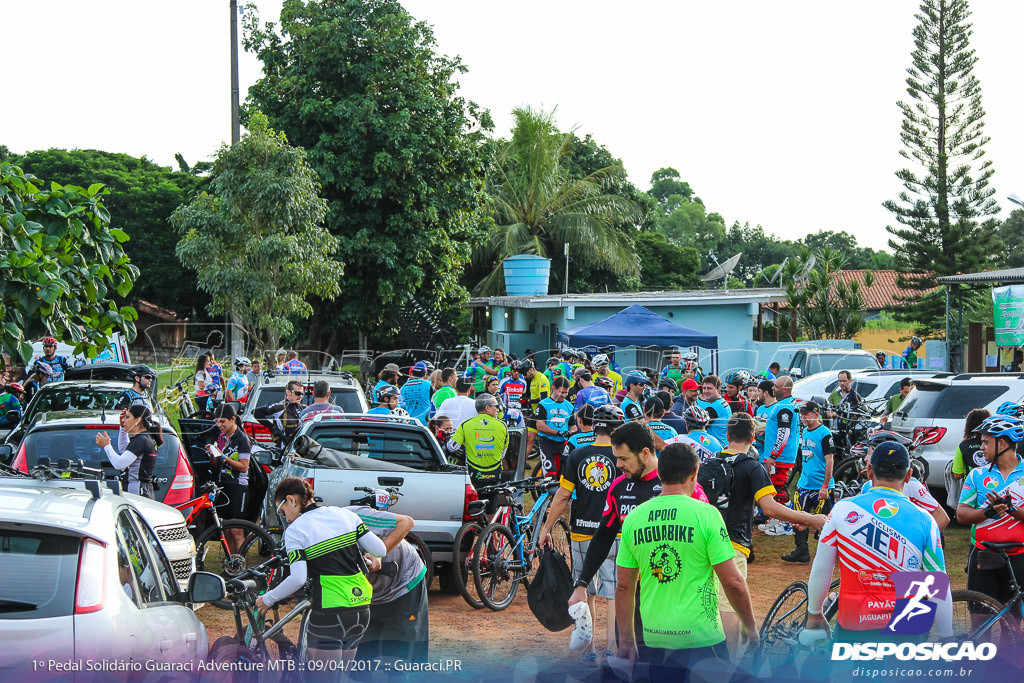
[634,232,701,290]
[998,210,1024,269]
[474,107,641,296]
[243,0,490,348]
[884,0,1000,329]
[171,114,341,351]
[0,162,139,362]
[11,148,204,318]
[802,229,896,270]
[648,168,726,258]
[782,247,874,340]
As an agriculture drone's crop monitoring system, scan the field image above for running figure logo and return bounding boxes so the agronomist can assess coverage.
[886,571,950,634]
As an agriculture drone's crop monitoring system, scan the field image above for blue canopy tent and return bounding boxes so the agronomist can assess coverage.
[557,304,718,349]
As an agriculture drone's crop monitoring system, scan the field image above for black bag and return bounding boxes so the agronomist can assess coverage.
[699,451,746,513]
[526,547,574,632]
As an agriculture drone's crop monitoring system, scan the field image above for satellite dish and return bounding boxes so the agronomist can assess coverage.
[763,257,788,285]
[701,253,741,290]
[793,255,817,284]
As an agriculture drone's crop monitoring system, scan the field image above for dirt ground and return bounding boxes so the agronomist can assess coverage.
[197,524,973,674]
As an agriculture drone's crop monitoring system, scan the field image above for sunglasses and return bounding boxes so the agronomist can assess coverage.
[276,499,288,517]
[290,390,305,397]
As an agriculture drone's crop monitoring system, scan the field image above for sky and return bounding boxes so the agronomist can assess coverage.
[5,1,1024,254]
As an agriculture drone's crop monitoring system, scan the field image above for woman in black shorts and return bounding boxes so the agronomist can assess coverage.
[207,404,252,553]
[256,477,387,663]
[95,404,162,498]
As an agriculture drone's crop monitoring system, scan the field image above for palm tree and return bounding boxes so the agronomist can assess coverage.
[473,107,641,295]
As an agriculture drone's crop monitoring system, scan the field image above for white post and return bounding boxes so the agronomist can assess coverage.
[564,242,569,295]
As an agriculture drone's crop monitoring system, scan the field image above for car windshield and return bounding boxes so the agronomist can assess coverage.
[0,529,79,619]
[808,354,879,375]
[23,427,181,479]
[253,387,364,413]
[25,387,125,421]
[898,384,1009,420]
[305,425,438,468]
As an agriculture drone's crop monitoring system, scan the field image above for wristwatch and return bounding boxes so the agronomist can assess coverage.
[574,579,589,589]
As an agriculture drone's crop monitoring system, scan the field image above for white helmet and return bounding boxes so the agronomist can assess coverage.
[592,354,610,367]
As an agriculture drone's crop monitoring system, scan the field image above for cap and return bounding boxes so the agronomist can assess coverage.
[799,401,821,414]
[680,378,700,391]
[871,441,910,470]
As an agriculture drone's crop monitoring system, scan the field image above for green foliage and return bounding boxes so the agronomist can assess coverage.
[719,221,799,286]
[648,168,726,259]
[999,209,1024,269]
[243,0,490,345]
[11,148,205,318]
[475,107,642,295]
[864,312,921,330]
[803,230,895,270]
[782,247,873,340]
[0,162,139,362]
[633,232,701,290]
[884,0,1000,330]
[171,113,341,351]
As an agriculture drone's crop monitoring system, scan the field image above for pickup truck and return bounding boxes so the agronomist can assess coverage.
[261,413,526,591]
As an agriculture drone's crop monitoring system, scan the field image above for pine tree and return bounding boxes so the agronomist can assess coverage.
[884,0,1000,328]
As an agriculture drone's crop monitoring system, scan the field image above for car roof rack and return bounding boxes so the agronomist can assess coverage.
[309,412,422,427]
[950,372,1024,381]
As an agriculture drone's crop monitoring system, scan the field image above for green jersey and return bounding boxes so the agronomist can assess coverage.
[431,386,456,410]
[884,393,904,415]
[449,413,509,478]
[617,494,735,650]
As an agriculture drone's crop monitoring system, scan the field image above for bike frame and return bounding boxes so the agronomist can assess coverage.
[229,591,311,662]
[967,550,1024,638]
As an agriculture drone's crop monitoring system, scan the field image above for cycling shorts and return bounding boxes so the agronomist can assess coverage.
[305,606,370,651]
[538,438,564,477]
[216,479,249,520]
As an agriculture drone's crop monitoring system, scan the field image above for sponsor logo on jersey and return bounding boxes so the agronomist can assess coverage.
[581,457,611,490]
[649,543,682,584]
[845,511,861,524]
[983,476,1000,490]
[872,498,899,518]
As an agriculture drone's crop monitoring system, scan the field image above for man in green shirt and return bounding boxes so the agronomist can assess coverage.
[431,368,458,411]
[615,443,758,677]
[879,377,912,427]
[445,395,510,482]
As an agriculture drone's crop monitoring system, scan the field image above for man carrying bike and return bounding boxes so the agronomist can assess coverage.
[955,415,1024,611]
[782,402,835,564]
[445,394,510,483]
[539,404,624,665]
[805,442,951,640]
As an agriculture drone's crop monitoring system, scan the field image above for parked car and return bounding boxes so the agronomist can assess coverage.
[889,373,1024,487]
[786,348,880,379]
[0,478,222,671]
[262,412,526,591]
[124,491,197,592]
[794,369,951,406]
[240,371,368,447]
[3,379,136,450]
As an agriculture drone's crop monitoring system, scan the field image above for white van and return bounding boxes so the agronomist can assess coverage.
[29,332,131,367]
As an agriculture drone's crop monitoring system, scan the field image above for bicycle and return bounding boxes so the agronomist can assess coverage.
[349,485,434,589]
[159,379,197,418]
[471,476,571,610]
[950,541,1024,646]
[831,426,935,500]
[175,481,280,609]
[756,578,840,671]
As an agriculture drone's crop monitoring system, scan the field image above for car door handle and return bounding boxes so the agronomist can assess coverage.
[378,476,404,486]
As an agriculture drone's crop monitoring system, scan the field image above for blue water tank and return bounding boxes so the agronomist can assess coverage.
[502,255,551,296]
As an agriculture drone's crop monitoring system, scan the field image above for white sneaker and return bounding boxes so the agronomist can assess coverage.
[568,602,593,651]
[766,522,794,536]
[757,520,779,533]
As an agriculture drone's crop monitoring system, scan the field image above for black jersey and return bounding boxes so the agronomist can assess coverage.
[599,469,662,534]
[560,444,618,540]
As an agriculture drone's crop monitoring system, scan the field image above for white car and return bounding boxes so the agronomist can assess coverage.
[123,492,196,592]
[0,478,224,673]
[792,369,948,408]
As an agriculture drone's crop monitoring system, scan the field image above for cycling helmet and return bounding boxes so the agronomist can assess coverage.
[420,360,435,373]
[509,360,521,372]
[477,345,491,354]
[683,405,711,428]
[996,401,1024,418]
[592,404,625,430]
[563,349,578,361]
[725,370,753,387]
[973,415,1024,443]
[30,362,55,379]
[594,376,614,391]
[546,357,560,367]
[5,382,24,393]
[131,364,157,379]
[592,354,610,367]
[41,336,58,346]
[623,370,650,388]
[910,336,922,346]
[683,360,699,372]
[658,376,678,392]
[376,385,401,402]
[683,351,699,363]
[233,357,251,370]
[519,359,535,373]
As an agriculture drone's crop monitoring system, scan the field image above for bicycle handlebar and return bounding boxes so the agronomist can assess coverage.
[225,578,259,596]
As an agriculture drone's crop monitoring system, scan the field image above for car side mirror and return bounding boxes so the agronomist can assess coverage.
[790,368,803,379]
[187,571,226,603]
[0,444,12,464]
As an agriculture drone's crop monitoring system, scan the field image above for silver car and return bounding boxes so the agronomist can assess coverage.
[0,478,224,673]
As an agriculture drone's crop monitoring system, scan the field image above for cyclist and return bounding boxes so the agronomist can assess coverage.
[299,380,345,422]
[902,336,923,369]
[860,451,949,530]
[544,356,566,384]
[253,379,304,447]
[431,368,458,412]
[522,360,550,458]
[445,394,510,483]
[225,357,251,403]
[206,404,254,552]
[592,354,623,395]
[282,351,308,374]
[642,396,677,453]
[757,375,799,536]
[31,336,72,383]
[805,442,951,640]
[619,371,650,422]
[0,382,24,430]
[194,354,214,413]
[535,376,576,476]
[723,371,754,416]
[464,345,498,393]
[563,404,598,459]
[400,362,432,425]
[539,403,623,665]
[956,415,1024,611]
[369,385,406,416]
[114,364,156,412]
[752,379,776,457]
[666,405,722,462]
[257,477,387,665]
[879,377,912,427]
[951,408,993,487]
[498,361,528,427]
[660,349,685,387]
[573,371,610,411]
[372,367,402,409]
[206,353,226,399]
[696,374,732,445]
[782,402,835,564]
[95,404,163,499]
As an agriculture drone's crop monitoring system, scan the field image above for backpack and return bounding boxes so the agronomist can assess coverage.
[526,547,574,632]
[698,451,747,513]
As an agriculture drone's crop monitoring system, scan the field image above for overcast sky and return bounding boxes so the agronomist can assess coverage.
[5,1,1023,254]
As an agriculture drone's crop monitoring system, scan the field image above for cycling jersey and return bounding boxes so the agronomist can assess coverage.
[797,424,835,490]
[253,400,302,445]
[753,403,772,454]
[952,436,986,477]
[226,371,250,402]
[114,388,152,412]
[647,421,678,446]
[536,397,575,442]
[764,397,798,464]
[399,378,432,425]
[464,359,492,393]
[498,376,527,414]
[102,433,157,498]
[430,386,456,411]
[819,487,945,631]
[206,362,224,395]
[283,359,308,374]
[563,431,597,459]
[664,431,722,463]
[862,478,939,513]
[724,393,753,416]
[696,398,732,446]
[32,355,72,383]
[959,460,1024,554]
[574,386,610,411]
[717,449,775,557]
[601,471,663,534]
[902,346,919,370]
[527,373,551,414]
[660,364,684,387]
[215,429,252,486]
[560,444,618,541]
[0,392,21,428]
[620,396,644,422]
[447,413,508,479]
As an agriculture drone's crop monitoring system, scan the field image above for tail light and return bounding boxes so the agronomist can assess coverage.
[162,445,195,507]
[303,477,315,493]
[75,538,106,614]
[260,463,272,473]
[244,421,274,443]
[913,427,946,446]
[462,483,479,522]
[12,442,27,473]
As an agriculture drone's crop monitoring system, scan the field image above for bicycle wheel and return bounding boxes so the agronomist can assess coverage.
[405,532,434,589]
[832,457,865,499]
[207,636,264,682]
[755,581,808,671]
[472,523,522,611]
[951,589,1023,646]
[195,519,278,610]
[450,522,485,609]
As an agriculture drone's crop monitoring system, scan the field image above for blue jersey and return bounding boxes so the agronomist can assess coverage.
[647,421,678,452]
[32,355,72,383]
[226,371,250,401]
[283,359,307,374]
[753,403,772,455]
[563,431,598,459]
[400,378,432,426]
[696,397,732,446]
[574,386,610,411]
[536,397,574,442]
[797,423,835,489]
[763,397,799,464]
[959,459,1024,550]
[620,396,644,422]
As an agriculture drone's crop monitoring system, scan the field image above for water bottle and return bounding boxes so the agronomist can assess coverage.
[798,628,829,648]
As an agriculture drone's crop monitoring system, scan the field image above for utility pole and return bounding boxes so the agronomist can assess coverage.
[228,0,243,359]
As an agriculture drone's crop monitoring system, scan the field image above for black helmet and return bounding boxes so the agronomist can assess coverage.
[519,359,535,373]
[725,370,753,388]
[593,404,625,430]
[131,364,157,380]
[658,376,678,392]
